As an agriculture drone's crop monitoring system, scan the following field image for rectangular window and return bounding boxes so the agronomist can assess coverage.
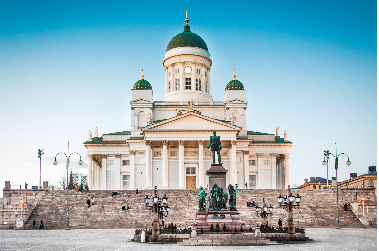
[175,79,180,90]
[122,160,130,166]
[122,175,130,190]
[168,81,171,91]
[169,72,171,76]
[196,69,201,74]
[249,160,256,166]
[205,82,207,92]
[205,71,207,77]
[249,175,256,189]
[196,79,201,91]
[175,69,179,74]
[186,167,196,175]
[185,78,191,89]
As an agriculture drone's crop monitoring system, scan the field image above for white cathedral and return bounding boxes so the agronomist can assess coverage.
[84,14,292,191]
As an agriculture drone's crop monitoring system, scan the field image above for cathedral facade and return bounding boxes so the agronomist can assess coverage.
[84,15,292,191]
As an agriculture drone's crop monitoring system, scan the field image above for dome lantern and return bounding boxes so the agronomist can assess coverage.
[133,68,152,90]
[225,68,244,90]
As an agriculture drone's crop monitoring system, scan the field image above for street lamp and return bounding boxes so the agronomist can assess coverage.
[53,142,83,230]
[38,149,44,189]
[145,186,170,239]
[322,150,335,189]
[335,148,351,229]
[248,198,273,225]
[278,188,301,234]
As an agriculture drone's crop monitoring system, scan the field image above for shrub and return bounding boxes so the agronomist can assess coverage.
[234,227,238,232]
[249,226,253,232]
[240,226,244,232]
[201,227,204,233]
[215,223,220,232]
[210,224,214,232]
[222,223,227,232]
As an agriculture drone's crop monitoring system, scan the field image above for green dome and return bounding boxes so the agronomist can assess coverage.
[133,79,152,90]
[167,26,208,52]
[225,80,244,90]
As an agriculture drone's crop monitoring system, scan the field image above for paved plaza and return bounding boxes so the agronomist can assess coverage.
[0,228,376,250]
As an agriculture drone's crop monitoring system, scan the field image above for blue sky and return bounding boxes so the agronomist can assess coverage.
[0,1,376,194]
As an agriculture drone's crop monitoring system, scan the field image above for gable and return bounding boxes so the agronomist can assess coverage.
[143,113,239,131]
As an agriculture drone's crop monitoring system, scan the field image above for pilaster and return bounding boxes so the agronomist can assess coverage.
[130,150,136,190]
[198,140,204,188]
[178,140,185,189]
[101,154,107,190]
[256,153,264,189]
[162,141,169,188]
[284,153,290,189]
[243,151,249,188]
[114,154,121,190]
[87,154,93,190]
[231,141,237,185]
[145,141,152,189]
[270,153,277,189]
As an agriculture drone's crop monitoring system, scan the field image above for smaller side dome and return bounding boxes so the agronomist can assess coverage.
[226,80,244,90]
[225,69,244,90]
[133,79,152,90]
[133,68,152,89]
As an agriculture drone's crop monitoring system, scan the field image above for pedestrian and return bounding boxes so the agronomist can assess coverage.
[85,183,88,192]
[87,198,91,208]
[25,182,28,189]
[136,188,138,194]
[278,218,282,229]
[80,183,83,192]
[344,203,347,211]
[40,220,45,229]
[32,220,35,229]
[319,182,321,189]
[91,197,95,205]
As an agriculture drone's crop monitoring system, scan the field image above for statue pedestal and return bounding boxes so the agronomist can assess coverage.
[206,164,228,190]
[194,210,246,233]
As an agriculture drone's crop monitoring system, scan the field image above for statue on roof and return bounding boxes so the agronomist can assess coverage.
[88,130,92,141]
[94,127,98,137]
[276,126,280,137]
[208,131,222,165]
[146,113,152,125]
[284,130,288,141]
[188,99,194,111]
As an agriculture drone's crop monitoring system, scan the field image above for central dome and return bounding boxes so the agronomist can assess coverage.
[166,26,208,52]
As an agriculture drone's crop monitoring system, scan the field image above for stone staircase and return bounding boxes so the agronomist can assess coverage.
[23,189,369,229]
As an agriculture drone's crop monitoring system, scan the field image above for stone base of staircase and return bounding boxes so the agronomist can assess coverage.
[179,233,280,246]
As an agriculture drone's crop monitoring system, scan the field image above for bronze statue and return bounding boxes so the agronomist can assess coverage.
[208,183,227,211]
[198,186,207,211]
[207,131,222,165]
[228,184,238,211]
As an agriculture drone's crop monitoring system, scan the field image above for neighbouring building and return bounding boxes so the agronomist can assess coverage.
[339,166,377,190]
[84,13,293,190]
[297,177,333,189]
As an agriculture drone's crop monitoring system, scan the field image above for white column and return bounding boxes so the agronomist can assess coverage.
[101,155,107,190]
[256,153,264,189]
[207,67,211,94]
[243,151,249,188]
[284,153,290,189]
[192,62,196,90]
[162,141,169,188]
[114,154,121,190]
[180,62,185,91]
[202,64,206,93]
[133,110,138,130]
[270,153,277,189]
[231,141,237,185]
[97,163,101,190]
[198,140,204,188]
[87,155,92,190]
[171,65,175,91]
[164,67,168,94]
[178,140,185,189]
[145,141,152,189]
[130,150,136,190]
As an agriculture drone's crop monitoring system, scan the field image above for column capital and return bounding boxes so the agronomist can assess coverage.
[129,150,136,155]
[242,151,249,155]
[198,140,204,146]
[178,140,185,145]
[256,153,264,157]
[87,154,92,160]
[180,61,185,65]
[115,154,121,158]
[162,140,169,146]
[145,140,152,146]
[101,154,107,159]
[231,140,237,146]
[284,153,290,159]
[270,153,278,157]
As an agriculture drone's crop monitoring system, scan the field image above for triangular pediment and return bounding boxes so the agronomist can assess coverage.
[143,112,240,131]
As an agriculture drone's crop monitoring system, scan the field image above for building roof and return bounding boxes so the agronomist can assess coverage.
[103,131,131,135]
[166,25,208,52]
[247,131,274,135]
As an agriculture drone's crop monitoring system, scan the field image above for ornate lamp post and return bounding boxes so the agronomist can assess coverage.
[38,149,44,189]
[53,142,83,230]
[277,188,301,234]
[335,150,351,229]
[322,150,335,189]
[248,198,273,225]
[144,186,170,239]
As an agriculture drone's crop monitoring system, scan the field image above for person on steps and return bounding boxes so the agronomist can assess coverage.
[87,198,91,208]
[40,220,45,229]
[91,197,95,205]
[278,218,282,229]
[33,220,35,229]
